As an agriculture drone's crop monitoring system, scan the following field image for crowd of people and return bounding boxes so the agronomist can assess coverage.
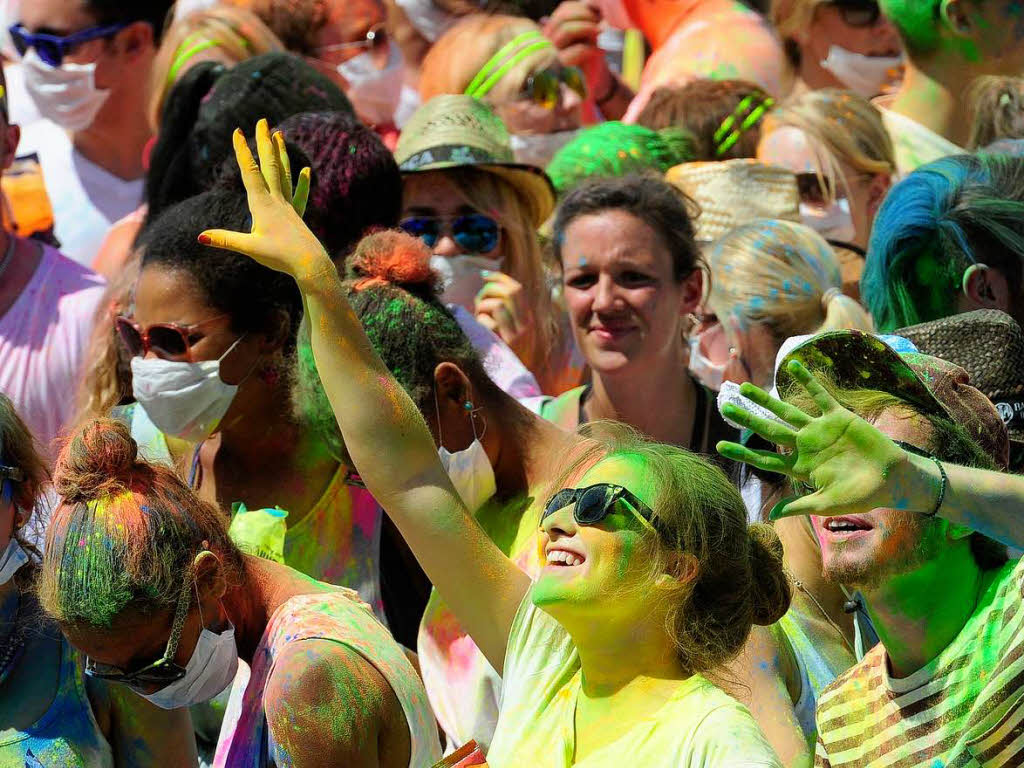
[3,0,1024,766]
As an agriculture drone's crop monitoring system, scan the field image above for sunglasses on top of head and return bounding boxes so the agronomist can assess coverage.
[10,22,127,68]
[542,483,664,538]
[823,0,882,27]
[114,314,228,361]
[400,213,500,254]
[521,66,587,109]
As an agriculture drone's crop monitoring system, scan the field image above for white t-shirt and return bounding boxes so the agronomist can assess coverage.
[0,243,104,453]
[17,119,144,266]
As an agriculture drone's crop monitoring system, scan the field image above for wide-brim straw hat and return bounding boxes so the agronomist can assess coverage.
[395,94,556,227]
[898,310,1024,455]
[665,159,800,243]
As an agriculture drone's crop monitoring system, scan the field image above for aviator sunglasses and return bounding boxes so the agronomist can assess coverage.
[400,213,500,254]
[522,67,587,109]
[115,313,228,361]
[85,572,192,689]
[823,0,882,27]
[10,22,127,68]
[542,483,664,537]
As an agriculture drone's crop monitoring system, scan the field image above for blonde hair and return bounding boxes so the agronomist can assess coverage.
[148,6,284,129]
[762,88,895,204]
[771,0,823,78]
[708,219,874,339]
[967,75,1024,150]
[419,14,559,105]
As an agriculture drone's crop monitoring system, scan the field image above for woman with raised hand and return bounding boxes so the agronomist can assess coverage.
[37,417,441,768]
[201,119,791,765]
[0,395,197,768]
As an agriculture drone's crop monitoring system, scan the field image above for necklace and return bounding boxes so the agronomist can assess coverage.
[793,578,857,656]
[0,590,26,688]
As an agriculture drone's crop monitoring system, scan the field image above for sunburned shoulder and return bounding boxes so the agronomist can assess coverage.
[264,638,409,767]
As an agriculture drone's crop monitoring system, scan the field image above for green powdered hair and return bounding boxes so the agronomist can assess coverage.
[879,0,945,53]
[546,122,696,196]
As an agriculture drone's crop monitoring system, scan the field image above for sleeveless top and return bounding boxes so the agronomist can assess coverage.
[213,589,441,768]
[123,404,385,621]
[0,634,113,768]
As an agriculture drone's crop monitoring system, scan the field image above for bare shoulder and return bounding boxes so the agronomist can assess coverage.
[265,638,411,768]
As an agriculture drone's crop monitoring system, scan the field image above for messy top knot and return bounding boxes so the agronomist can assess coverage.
[346,230,439,293]
[39,419,244,630]
[54,419,142,504]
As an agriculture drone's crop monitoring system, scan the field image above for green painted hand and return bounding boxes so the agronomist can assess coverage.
[198,119,331,284]
[716,360,912,519]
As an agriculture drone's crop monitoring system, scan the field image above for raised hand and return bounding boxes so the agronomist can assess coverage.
[716,360,913,520]
[198,119,332,284]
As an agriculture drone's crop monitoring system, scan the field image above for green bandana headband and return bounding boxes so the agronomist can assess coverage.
[465,30,554,100]
[713,94,775,157]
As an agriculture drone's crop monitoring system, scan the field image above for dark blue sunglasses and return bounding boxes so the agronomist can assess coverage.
[10,22,127,68]
[400,214,500,254]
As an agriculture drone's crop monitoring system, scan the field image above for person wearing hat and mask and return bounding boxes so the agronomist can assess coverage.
[899,309,1024,472]
[12,0,173,266]
[718,329,1021,767]
[396,94,581,395]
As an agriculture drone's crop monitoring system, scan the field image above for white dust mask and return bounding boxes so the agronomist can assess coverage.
[139,616,239,709]
[22,49,111,131]
[800,197,855,244]
[820,45,902,99]
[394,0,456,42]
[509,128,581,168]
[336,43,405,126]
[130,336,248,443]
[688,334,726,392]
[0,537,28,586]
[435,393,497,513]
[430,254,501,311]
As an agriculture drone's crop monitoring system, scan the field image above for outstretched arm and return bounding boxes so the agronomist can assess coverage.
[200,120,529,671]
[717,360,1024,549]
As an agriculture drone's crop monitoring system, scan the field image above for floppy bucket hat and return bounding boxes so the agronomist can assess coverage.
[665,159,801,243]
[898,310,1024,465]
[394,94,556,227]
[775,330,1010,469]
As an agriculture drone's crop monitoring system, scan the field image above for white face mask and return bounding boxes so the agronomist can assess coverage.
[130,337,247,443]
[509,129,581,168]
[820,45,902,99]
[394,0,456,42]
[430,254,501,311]
[800,197,855,244]
[438,439,496,513]
[688,334,726,392]
[139,621,239,709]
[336,43,405,127]
[22,48,111,132]
[0,537,27,586]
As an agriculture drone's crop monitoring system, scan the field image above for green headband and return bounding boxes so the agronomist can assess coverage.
[713,94,775,157]
[465,30,554,100]
[166,33,229,86]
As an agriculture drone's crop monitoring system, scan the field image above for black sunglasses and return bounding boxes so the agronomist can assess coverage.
[824,0,881,27]
[85,572,192,689]
[400,213,500,254]
[542,483,662,537]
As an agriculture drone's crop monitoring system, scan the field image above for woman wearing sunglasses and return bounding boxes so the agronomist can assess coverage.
[771,0,902,98]
[113,189,390,625]
[202,120,791,765]
[396,95,583,395]
[0,395,197,767]
[36,417,440,767]
[420,14,585,166]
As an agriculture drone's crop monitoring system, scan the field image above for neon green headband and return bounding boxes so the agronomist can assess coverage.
[166,33,229,86]
[465,30,554,100]
[713,94,774,157]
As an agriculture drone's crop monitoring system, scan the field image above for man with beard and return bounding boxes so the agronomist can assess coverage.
[716,330,1018,767]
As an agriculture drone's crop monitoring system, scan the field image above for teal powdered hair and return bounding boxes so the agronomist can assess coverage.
[879,0,944,52]
[546,122,696,196]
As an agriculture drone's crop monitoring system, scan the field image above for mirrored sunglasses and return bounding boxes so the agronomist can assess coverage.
[399,214,500,254]
[523,67,587,109]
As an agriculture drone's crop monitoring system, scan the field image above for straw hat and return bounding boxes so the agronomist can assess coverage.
[665,159,800,243]
[394,94,556,227]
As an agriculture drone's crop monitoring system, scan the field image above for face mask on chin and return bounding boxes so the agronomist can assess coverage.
[429,254,502,310]
[820,45,902,99]
[688,334,726,392]
[130,336,250,444]
[336,43,405,127]
[22,48,111,132]
[800,197,856,244]
[434,392,497,513]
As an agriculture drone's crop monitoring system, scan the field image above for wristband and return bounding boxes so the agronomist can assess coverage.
[893,441,947,518]
[595,74,619,106]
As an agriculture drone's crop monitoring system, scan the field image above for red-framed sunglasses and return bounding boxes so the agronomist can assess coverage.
[114,314,228,361]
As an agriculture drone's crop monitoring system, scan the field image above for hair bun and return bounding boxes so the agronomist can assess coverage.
[747,522,791,626]
[54,419,140,504]
[346,230,439,292]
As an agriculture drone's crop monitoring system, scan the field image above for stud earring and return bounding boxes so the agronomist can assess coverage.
[463,401,474,411]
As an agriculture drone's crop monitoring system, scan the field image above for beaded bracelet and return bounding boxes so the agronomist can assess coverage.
[894,441,948,518]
